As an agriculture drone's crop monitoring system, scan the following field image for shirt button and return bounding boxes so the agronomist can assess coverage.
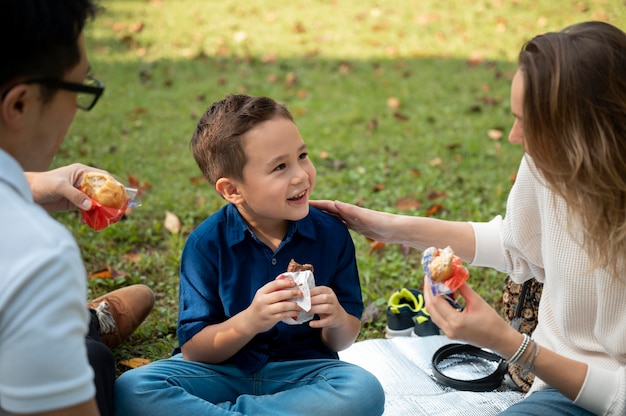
[271,258,277,265]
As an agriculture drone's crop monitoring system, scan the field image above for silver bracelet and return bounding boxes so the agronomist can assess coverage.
[521,341,540,377]
[508,333,530,364]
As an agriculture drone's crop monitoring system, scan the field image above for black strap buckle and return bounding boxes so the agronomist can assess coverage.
[431,343,508,392]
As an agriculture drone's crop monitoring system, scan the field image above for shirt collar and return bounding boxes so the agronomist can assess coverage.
[224,203,317,247]
[0,149,33,204]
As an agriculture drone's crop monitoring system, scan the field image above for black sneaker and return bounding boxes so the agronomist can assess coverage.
[385,288,439,337]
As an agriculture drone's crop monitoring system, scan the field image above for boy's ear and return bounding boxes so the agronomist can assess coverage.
[215,177,243,204]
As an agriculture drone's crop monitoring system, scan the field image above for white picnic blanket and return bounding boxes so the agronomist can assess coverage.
[339,336,524,416]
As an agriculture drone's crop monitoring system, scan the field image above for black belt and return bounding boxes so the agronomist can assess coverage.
[431,343,508,392]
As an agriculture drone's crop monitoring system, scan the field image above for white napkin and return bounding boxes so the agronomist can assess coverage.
[277,270,316,325]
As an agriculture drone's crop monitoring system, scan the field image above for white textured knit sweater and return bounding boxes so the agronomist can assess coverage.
[470,155,625,415]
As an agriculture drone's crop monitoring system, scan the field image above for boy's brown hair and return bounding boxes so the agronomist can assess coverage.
[191,94,293,186]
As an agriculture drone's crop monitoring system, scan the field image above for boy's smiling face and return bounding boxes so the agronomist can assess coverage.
[228,116,316,232]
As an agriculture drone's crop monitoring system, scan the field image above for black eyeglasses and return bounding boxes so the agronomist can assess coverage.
[23,75,105,111]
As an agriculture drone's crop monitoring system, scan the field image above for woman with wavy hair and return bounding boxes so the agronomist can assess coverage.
[313,21,626,415]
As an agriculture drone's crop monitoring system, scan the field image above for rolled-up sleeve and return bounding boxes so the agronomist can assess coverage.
[575,365,623,415]
[468,216,507,272]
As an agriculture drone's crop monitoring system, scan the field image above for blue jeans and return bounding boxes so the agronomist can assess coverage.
[114,354,385,416]
[500,389,596,416]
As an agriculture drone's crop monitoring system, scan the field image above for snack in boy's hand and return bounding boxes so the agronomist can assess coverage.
[80,172,133,231]
[276,259,316,325]
[422,246,469,295]
[287,258,314,273]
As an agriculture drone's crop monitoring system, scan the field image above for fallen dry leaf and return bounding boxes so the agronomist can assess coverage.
[387,97,400,110]
[429,157,442,167]
[119,358,152,369]
[361,302,379,324]
[425,204,444,216]
[164,211,181,234]
[398,244,411,257]
[88,265,127,280]
[488,129,503,140]
[368,240,386,255]
[396,196,421,211]
[123,252,142,263]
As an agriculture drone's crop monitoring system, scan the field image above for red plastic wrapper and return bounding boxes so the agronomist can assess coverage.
[80,187,137,231]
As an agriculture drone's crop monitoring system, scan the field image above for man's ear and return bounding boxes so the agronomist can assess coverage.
[216,177,244,204]
[1,85,30,129]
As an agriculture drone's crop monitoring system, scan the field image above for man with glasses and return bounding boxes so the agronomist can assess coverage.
[0,1,154,415]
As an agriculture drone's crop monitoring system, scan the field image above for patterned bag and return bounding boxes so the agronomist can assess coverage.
[501,276,543,392]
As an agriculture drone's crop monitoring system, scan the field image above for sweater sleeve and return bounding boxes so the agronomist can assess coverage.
[574,365,624,415]
[468,216,507,272]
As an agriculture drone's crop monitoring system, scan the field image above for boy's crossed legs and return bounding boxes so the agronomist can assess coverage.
[115,354,384,416]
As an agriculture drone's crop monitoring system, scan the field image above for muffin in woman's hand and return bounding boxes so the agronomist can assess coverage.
[422,246,469,295]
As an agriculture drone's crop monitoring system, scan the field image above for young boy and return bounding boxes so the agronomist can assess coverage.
[114,94,384,415]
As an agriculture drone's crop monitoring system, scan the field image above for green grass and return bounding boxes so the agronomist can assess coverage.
[51,0,626,368]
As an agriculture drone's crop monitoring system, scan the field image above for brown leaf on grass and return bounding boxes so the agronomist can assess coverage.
[410,168,421,177]
[293,21,306,34]
[123,252,142,263]
[366,118,378,131]
[398,244,411,257]
[425,204,444,216]
[466,51,484,67]
[127,174,151,199]
[369,240,386,255]
[285,72,297,87]
[372,183,385,192]
[426,190,447,200]
[164,211,181,234]
[361,302,379,324]
[338,62,352,74]
[392,112,409,122]
[488,129,503,140]
[396,196,421,211]
[387,97,400,110]
[189,176,206,185]
[88,265,127,280]
[332,159,346,169]
[429,157,442,167]
[262,53,277,64]
[119,358,152,369]
[128,22,145,33]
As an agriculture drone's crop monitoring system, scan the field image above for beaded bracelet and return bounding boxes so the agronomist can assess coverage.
[508,333,530,364]
[521,340,541,377]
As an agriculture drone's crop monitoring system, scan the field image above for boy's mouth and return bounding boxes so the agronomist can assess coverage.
[288,190,307,201]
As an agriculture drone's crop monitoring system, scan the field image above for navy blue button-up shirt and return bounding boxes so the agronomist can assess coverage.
[176,203,363,373]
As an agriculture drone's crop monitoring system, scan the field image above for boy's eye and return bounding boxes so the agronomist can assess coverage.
[273,163,286,172]
[299,152,308,160]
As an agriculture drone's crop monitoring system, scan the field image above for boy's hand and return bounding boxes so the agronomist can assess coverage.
[308,285,360,351]
[307,286,348,329]
[246,277,304,333]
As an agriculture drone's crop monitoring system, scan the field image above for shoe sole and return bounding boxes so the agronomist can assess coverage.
[385,326,414,338]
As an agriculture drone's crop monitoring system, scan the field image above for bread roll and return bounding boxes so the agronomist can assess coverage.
[81,172,127,209]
